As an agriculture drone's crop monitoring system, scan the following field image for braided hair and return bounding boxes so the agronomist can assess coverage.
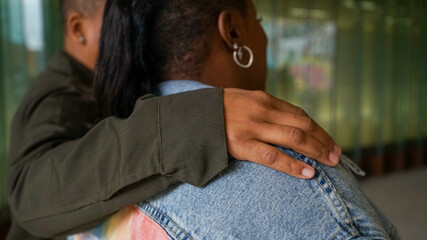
[94,0,248,118]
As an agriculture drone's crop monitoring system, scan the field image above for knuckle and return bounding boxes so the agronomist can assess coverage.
[225,127,252,159]
[327,136,336,147]
[278,158,299,176]
[322,135,334,151]
[232,139,251,160]
[252,101,268,116]
[301,116,315,131]
[228,134,243,148]
[261,150,280,166]
[253,91,272,103]
[286,127,306,145]
[287,160,299,174]
[295,107,308,116]
[253,90,267,98]
[314,148,325,160]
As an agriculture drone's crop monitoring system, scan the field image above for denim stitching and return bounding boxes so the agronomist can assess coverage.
[313,163,356,229]
[142,204,187,240]
[292,150,359,237]
[139,203,194,240]
[328,229,344,240]
[355,228,390,239]
[340,232,352,240]
[313,162,359,235]
[313,170,355,233]
[313,164,389,238]
[331,231,351,240]
[139,205,181,240]
[314,166,357,231]
[316,166,356,227]
[293,152,350,227]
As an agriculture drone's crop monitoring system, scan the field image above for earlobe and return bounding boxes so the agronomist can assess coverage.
[218,10,242,51]
[78,36,86,44]
[67,12,86,45]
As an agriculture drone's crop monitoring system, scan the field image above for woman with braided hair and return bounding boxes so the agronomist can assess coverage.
[71,0,400,239]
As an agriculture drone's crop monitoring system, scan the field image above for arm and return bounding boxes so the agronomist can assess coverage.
[7,88,227,237]
[7,87,339,238]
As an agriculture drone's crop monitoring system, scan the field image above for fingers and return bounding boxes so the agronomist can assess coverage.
[248,91,341,161]
[255,123,339,167]
[223,88,342,179]
[240,141,316,179]
[247,91,340,155]
[254,91,307,116]
[263,108,339,154]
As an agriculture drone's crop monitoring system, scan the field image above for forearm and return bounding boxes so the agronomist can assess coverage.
[7,89,228,237]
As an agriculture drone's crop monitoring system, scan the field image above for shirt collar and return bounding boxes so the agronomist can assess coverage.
[156,80,214,96]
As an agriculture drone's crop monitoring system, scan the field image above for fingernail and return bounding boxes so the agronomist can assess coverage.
[329,152,340,164]
[302,168,315,178]
[334,145,342,156]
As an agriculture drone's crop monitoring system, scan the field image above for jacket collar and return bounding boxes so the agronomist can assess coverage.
[48,51,93,87]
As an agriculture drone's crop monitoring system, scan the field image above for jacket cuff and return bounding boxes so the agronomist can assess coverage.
[159,88,229,187]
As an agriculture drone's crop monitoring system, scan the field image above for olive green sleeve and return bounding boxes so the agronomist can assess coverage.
[6,88,228,238]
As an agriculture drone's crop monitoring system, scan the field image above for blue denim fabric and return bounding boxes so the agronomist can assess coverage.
[136,80,400,240]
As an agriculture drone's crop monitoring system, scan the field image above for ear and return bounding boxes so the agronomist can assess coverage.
[217,10,245,51]
[66,12,86,45]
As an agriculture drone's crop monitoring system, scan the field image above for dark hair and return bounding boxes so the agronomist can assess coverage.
[94,0,248,118]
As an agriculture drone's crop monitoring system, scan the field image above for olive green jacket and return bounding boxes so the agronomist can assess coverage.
[6,52,228,239]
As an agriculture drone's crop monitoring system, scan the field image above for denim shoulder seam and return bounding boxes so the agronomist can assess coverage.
[293,150,360,237]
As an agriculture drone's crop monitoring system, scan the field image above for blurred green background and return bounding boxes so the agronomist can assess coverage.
[1,0,426,224]
[254,0,427,176]
[1,0,63,221]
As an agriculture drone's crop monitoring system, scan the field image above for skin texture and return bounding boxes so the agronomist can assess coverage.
[62,0,341,179]
[63,3,104,70]
[200,1,268,91]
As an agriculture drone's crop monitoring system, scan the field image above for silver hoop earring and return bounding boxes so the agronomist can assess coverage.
[78,36,85,43]
[233,43,254,69]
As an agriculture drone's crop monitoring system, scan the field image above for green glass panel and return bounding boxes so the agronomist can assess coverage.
[254,0,427,152]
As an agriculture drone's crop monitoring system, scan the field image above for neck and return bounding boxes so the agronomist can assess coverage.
[64,37,93,71]
[180,50,247,89]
